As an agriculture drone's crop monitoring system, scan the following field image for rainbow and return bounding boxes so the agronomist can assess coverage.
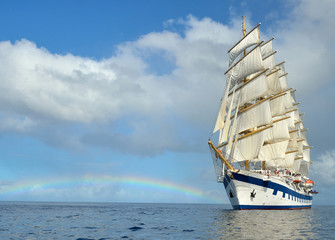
[0,175,224,203]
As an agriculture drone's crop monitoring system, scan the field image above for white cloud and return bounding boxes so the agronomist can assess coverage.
[0,16,240,155]
[0,1,334,157]
[0,39,119,123]
[314,149,335,185]
[275,0,335,94]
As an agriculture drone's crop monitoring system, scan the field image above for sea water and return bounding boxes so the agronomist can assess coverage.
[0,202,333,239]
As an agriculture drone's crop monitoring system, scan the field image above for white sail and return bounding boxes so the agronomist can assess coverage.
[294,109,300,122]
[291,90,296,102]
[284,91,294,109]
[227,72,269,109]
[212,76,233,133]
[300,163,310,177]
[258,140,289,168]
[270,94,287,117]
[285,151,297,169]
[260,38,273,57]
[297,121,304,130]
[228,26,260,66]
[266,70,282,95]
[219,89,236,144]
[226,46,265,88]
[277,62,285,73]
[265,117,290,143]
[237,100,272,133]
[293,157,301,172]
[263,53,276,70]
[226,96,241,154]
[303,147,311,162]
[297,141,304,155]
[301,130,309,146]
[234,130,266,162]
[277,63,288,90]
[239,73,269,105]
[288,131,298,149]
[279,74,288,90]
[286,110,296,128]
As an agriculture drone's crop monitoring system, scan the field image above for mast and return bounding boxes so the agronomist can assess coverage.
[242,16,250,170]
[242,16,247,79]
[242,16,246,37]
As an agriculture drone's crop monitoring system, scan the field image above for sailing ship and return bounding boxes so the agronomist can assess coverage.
[208,17,318,210]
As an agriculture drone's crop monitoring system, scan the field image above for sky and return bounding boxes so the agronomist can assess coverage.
[0,0,334,205]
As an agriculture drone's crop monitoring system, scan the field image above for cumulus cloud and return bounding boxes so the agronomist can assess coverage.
[0,16,240,155]
[0,40,118,123]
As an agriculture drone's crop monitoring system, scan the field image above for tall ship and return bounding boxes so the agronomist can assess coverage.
[208,17,318,210]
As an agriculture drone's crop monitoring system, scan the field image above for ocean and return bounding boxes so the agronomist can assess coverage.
[0,202,333,239]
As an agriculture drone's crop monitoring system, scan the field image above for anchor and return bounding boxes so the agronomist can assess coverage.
[250,189,256,198]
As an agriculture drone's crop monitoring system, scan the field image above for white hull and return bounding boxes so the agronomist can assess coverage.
[223,170,313,210]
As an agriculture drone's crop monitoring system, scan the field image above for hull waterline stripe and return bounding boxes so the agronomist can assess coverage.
[233,205,312,210]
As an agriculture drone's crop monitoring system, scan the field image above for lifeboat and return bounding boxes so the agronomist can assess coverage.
[303,179,315,188]
[293,179,302,183]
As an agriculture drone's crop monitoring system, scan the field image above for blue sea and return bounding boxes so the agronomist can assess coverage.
[0,202,333,239]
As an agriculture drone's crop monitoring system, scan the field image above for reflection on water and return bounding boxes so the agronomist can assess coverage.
[208,208,321,239]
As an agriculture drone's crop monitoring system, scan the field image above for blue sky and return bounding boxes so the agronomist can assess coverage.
[0,0,334,205]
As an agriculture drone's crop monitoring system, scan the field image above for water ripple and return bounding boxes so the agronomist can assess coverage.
[0,202,332,239]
